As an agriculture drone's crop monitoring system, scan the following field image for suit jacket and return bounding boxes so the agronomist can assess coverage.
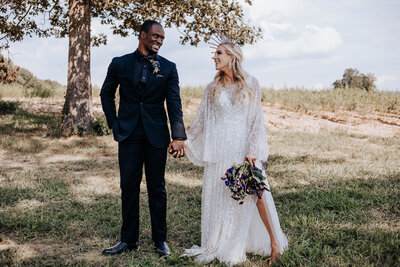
[100,51,187,147]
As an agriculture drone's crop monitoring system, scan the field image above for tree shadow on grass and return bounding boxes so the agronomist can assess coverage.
[268,153,347,165]
[0,107,61,136]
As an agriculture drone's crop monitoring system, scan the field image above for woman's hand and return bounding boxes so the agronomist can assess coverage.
[244,157,256,168]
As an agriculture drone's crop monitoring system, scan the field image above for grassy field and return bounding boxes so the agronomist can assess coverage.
[261,88,400,113]
[0,89,399,266]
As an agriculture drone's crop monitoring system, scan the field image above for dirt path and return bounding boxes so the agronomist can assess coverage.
[262,104,400,137]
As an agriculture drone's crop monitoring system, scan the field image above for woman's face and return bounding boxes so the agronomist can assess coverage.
[212,45,232,72]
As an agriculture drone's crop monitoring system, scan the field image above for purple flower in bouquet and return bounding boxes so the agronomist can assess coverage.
[221,162,270,204]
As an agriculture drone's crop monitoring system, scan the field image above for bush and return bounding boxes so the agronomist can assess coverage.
[90,116,111,136]
[0,99,20,115]
[0,54,20,84]
[45,115,63,138]
[16,68,54,98]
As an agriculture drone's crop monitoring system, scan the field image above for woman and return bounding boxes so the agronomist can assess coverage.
[182,39,288,265]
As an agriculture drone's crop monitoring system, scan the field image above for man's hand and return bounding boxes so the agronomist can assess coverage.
[244,157,256,168]
[168,140,186,158]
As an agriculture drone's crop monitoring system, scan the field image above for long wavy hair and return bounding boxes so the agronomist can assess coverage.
[210,43,253,103]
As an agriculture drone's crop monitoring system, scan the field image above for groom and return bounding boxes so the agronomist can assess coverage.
[100,20,186,257]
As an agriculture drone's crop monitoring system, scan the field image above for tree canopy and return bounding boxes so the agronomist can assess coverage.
[333,68,376,92]
[1,0,262,49]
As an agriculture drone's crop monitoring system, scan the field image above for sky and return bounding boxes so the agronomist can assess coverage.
[7,0,400,91]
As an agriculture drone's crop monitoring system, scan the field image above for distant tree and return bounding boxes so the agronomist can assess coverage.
[361,73,377,92]
[1,0,262,135]
[333,68,376,91]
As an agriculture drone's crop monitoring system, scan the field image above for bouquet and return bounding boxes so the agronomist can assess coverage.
[221,162,270,205]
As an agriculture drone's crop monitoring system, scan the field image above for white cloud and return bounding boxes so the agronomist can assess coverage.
[377,74,399,85]
[376,74,400,91]
[313,82,327,90]
[244,23,342,60]
[245,0,308,22]
[10,37,68,84]
[242,0,343,60]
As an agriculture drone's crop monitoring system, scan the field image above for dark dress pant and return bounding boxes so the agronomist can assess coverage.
[118,121,167,243]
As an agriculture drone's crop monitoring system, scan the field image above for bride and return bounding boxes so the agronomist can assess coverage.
[180,37,288,265]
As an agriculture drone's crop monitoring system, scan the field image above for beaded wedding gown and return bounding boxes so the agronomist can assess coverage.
[183,76,288,266]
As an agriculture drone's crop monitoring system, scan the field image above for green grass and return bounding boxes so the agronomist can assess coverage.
[0,94,399,266]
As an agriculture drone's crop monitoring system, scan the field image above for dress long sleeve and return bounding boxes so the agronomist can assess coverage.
[185,84,213,166]
[245,77,269,162]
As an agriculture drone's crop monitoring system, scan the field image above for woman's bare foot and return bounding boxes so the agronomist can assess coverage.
[269,241,280,265]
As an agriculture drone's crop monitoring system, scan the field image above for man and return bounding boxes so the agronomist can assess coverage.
[100,20,186,257]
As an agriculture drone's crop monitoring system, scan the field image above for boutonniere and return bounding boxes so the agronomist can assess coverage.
[149,59,160,74]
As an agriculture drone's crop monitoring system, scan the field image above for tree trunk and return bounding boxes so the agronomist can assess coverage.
[61,0,92,135]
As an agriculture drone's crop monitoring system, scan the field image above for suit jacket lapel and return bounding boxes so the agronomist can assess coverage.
[130,51,141,87]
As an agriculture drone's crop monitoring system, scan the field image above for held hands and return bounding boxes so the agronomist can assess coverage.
[244,157,256,168]
[168,140,186,158]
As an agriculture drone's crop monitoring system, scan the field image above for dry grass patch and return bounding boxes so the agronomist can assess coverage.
[70,175,120,198]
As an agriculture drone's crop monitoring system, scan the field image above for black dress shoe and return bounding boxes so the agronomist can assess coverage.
[102,242,139,256]
[154,241,171,257]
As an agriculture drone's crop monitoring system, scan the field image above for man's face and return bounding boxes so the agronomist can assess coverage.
[141,24,165,54]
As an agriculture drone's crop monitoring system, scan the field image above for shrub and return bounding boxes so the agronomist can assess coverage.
[0,99,19,115]
[0,54,19,84]
[45,115,63,138]
[91,116,111,136]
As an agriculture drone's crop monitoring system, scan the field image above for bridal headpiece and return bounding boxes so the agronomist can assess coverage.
[208,31,241,49]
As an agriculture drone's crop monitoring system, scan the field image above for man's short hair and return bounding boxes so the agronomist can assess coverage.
[139,20,162,36]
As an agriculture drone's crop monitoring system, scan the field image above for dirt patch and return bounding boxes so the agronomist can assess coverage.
[41,154,89,164]
[70,175,120,202]
[72,250,105,264]
[0,239,37,264]
[165,173,202,188]
[262,104,400,138]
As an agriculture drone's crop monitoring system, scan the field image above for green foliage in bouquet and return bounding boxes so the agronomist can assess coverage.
[221,162,270,204]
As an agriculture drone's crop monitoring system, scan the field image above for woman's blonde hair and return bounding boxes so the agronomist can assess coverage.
[210,43,253,102]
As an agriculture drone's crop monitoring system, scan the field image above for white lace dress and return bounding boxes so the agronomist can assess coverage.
[183,76,288,266]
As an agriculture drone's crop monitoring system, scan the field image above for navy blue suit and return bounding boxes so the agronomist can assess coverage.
[100,50,186,243]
